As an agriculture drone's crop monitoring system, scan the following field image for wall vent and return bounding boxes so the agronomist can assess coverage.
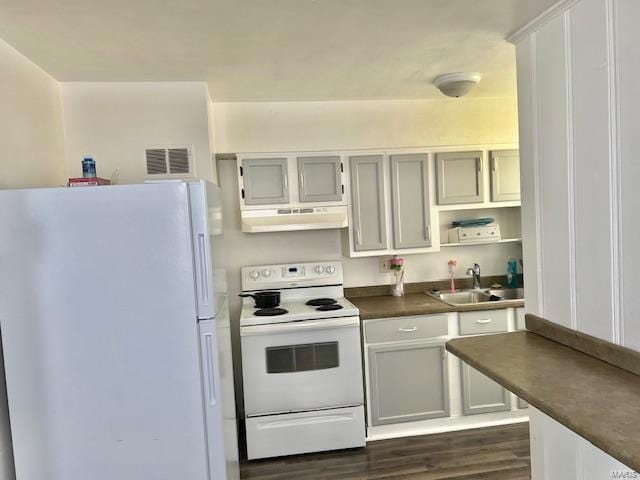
[145,146,194,177]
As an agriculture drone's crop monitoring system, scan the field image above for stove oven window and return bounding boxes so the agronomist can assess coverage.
[266,342,339,373]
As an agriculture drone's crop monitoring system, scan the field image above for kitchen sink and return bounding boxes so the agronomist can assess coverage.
[436,291,492,305]
[487,288,525,301]
[427,288,524,306]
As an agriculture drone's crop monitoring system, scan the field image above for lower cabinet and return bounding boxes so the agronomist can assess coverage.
[367,339,449,426]
[460,362,511,415]
[364,308,526,431]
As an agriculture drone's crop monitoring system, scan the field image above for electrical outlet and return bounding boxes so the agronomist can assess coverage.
[379,256,391,273]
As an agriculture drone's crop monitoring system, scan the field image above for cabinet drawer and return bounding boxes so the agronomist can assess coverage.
[459,309,508,335]
[365,315,448,344]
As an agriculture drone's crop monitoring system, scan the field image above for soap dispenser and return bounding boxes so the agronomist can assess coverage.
[506,258,519,289]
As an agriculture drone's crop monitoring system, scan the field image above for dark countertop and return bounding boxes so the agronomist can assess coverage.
[348,292,524,320]
[446,325,640,472]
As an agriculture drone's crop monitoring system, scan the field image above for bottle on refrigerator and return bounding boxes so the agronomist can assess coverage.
[82,156,97,178]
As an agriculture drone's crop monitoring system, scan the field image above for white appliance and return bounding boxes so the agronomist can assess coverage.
[240,262,365,460]
[239,206,348,233]
[0,180,239,480]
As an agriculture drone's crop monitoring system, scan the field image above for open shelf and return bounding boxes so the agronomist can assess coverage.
[441,238,522,248]
[436,201,521,212]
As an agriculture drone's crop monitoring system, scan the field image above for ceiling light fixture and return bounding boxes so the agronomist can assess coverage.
[433,72,482,98]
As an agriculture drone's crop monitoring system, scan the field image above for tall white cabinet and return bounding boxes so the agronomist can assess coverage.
[512,0,639,476]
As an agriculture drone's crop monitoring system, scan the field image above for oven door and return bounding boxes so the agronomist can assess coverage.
[241,317,363,416]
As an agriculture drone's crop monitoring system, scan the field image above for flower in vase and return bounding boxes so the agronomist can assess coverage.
[390,256,404,271]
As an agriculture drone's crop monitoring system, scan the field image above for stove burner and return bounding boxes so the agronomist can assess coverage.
[316,304,344,311]
[254,308,289,317]
[306,298,338,307]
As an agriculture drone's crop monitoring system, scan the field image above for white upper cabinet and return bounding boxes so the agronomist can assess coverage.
[436,151,484,205]
[490,150,521,202]
[241,158,290,205]
[297,156,343,203]
[390,154,432,249]
[237,155,348,209]
[349,155,387,251]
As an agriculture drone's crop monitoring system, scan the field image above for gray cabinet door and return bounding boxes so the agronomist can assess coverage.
[461,362,510,415]
[241,158,289,205]
[297,156,342,203]
[490,150,521,202]
[368,340,449,426]
[390,154,432,249]
[350,155,387,251]
[436,151,484,205]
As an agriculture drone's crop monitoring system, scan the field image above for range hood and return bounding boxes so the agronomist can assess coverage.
[241,206,348,233]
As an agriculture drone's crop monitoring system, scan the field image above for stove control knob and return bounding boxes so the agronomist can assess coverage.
[249,270,260,280]
[314,265,325,274]
[326,265,336,274]
[261,268,272,278]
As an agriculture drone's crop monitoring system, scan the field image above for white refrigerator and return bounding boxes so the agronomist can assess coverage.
[0,180,239,480]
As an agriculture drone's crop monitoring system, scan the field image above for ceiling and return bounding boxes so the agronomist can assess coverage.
[0,0,557,102]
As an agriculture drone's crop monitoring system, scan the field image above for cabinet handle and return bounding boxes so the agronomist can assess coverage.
[299,174,304,192]
[356,229,362,245]
[203,333,217,406]
[476,319,492,324]
[425,225,431,241]
[283,175,288,191]
[477,158,482,173]
[398,326,418,333]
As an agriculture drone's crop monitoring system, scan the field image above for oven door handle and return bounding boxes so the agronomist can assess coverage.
[241,316,360,336]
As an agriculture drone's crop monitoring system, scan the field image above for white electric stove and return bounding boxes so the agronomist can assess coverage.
[239,261,365,460]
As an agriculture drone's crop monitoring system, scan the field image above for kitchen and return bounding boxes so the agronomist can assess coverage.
[1,0,639,479]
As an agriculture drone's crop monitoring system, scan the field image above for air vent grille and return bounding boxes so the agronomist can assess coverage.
[168,148,190,174]
[145,146,193,176]
[146,149,168,175]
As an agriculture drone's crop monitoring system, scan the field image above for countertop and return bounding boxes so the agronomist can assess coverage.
[446,322,640,472]
[348,292,524,320]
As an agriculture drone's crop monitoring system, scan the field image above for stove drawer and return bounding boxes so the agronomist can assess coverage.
[246,405,365,460]
[364,314,448,344]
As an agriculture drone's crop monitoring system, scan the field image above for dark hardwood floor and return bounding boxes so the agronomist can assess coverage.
[240,423,531,480]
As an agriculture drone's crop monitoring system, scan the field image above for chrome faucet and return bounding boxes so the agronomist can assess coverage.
[466,263,481,290]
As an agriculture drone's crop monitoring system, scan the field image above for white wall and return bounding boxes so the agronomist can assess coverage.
[0,36,70,480]
[515,0,639,476]
[60,82,215,184]
[213,97,519,153]
[0,38,66,188]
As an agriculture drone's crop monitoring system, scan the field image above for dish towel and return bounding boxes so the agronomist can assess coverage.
[451,217,494,228]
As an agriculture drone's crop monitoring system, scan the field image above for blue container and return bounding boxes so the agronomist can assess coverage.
[82,157,96,178]
[507,258,519,289]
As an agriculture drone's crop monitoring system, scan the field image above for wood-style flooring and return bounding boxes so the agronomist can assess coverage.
[240,423,531,480]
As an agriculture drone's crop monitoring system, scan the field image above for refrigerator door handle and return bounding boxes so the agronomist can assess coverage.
[203,332,218,406]
[197,233,210,306]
